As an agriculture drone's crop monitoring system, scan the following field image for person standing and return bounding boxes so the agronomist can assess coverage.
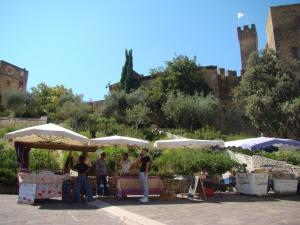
[121,153,131,176]
[95,152,108,196]
[139,148,151,203]
[82,151,92,168]
[73,155,93,202]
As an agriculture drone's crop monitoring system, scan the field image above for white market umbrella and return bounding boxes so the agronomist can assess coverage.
[4,123,90,147]
[153,138,225,149]
[90,135,150,147]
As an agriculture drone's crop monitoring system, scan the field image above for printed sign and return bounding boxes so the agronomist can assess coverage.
[18,183,37,205]
[188,176,206,200]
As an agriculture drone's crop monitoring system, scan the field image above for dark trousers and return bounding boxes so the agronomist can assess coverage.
[97,175,107,196]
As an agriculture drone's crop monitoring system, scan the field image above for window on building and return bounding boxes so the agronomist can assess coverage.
[19,82,23,90]
[292,47,299,59]
[6,81,10,87]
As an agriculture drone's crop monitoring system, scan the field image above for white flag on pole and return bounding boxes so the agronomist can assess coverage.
[237,12,244,19]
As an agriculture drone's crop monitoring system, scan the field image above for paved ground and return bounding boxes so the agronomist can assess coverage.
[0,195,123,225]
[1,194,300,225]
[101,194,300,225]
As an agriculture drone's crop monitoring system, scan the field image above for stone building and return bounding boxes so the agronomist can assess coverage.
[238,3,300,81]
[266,3,300,82]
[0,60,28,105]
[109,3,299,100]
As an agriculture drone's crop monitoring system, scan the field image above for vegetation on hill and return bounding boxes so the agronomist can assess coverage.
[1,50,299,140]
[235,49,300,137]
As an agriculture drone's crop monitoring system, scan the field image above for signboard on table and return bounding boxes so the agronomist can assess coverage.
[18,183,37,205]
[188,175,206,200]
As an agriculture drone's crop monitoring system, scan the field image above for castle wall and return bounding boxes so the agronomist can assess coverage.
[203,67,239,100]
[0,116,47,128]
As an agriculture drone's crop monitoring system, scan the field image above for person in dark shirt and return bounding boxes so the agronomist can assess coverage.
[139,148,151,203]
[73,155,93,202]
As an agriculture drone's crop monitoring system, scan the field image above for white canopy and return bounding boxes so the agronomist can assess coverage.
[153,138,225,149]
[225,137,300,151]
[90,135,150,147]
[4,123,90,146]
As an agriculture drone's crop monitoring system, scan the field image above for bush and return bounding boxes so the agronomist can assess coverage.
[0,168,17,186]
[101,146,140,173]
[0,125,22,139]
[152,149,237,176]
[258,150,300,166]
[227,147,254,156]
[0,147,18,186]
[29,149,61,172]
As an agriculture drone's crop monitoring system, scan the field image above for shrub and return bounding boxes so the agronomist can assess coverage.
[29,149,61,172]
[0,147,18,186]
[0,125,22,139]
[152,149,237,176]
[0,168,17,186]
[101,146,140,173]
[258,150,300,166]
[227,147,254,156]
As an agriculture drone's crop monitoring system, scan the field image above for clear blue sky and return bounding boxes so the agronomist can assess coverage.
[0,0,299,101]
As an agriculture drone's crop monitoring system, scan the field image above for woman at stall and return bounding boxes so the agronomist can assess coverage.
[120,153,131,176]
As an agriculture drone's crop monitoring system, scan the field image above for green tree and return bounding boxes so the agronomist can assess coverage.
[281,97,300,137]
[162,92,219,130]
[3,91,41,118]
[235,49,300,137]
[3,91,26,117]
[120,49,138,92]
[125,103,151,130]
[31,83,81,122]
[57,100,90,130]
[102,89,148,123]
[87,113,103,138]
[157,55,211,96]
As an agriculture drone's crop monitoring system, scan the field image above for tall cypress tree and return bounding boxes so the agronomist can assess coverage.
[120,49,129,89]
[125,49,134,92]
[120,49,137,93]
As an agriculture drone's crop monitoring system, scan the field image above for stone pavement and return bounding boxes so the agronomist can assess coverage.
[1,194,300,225]
[0,195,123,225]
[101,194,300,225]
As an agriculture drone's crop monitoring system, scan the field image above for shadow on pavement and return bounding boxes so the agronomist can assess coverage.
[35,193,300,210]
[100,193,300,206]
[35,198,98,210]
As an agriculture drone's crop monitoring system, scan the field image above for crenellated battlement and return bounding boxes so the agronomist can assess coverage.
[237,24,257,40]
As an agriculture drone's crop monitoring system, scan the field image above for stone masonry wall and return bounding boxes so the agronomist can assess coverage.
[0,116,47,128]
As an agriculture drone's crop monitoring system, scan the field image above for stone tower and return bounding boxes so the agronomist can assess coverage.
[237,24,258,70]
[0,60,28,105]
[266,3,300,82]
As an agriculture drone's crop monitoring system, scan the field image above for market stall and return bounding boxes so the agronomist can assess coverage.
[4,123,97,203]
[153,138,225,200]
[90,135,163,198]
[226,137,300,196]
